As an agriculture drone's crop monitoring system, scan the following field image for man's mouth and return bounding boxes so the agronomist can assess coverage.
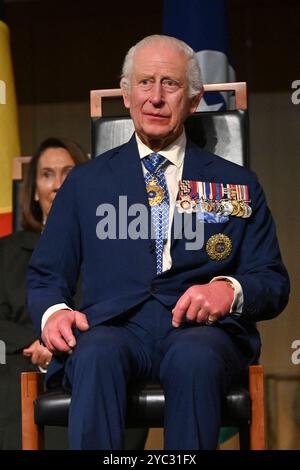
[144,113,169,120]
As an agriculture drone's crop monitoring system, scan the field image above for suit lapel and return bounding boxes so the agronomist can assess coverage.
[107,134,149,208]
[107,135,152,239]
[181,139,215,181]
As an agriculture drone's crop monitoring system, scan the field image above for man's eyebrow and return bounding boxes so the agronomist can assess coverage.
[161,76,180,81]
[138,75,154,79]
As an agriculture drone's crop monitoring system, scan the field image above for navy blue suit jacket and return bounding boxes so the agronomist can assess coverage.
[27,136,289,378]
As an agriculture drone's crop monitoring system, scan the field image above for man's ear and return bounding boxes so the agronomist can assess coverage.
[120,77,130,109]
[189,87,204,114]
[122,90,130,110]
[120,79,131,109]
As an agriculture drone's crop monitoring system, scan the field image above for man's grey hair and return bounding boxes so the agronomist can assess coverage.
[120,34,203,98]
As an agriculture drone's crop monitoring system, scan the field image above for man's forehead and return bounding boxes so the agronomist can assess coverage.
[133,44,188,75]
[134,43,186,60]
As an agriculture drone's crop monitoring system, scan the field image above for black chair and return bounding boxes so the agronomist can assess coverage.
[21,82,266,450]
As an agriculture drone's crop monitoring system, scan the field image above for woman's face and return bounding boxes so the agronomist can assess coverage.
[35,147,75,221]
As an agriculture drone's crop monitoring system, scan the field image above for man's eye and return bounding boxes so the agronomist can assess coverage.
[139,79,153,88]
[162,79,180,90]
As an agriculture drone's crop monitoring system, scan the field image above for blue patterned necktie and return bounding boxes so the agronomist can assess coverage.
[143,153,170,274]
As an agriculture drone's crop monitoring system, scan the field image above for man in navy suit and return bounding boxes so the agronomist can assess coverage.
[27,35,289,450]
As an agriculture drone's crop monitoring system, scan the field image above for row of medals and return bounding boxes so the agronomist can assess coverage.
[178,195,252,218]
[146,176,252,219]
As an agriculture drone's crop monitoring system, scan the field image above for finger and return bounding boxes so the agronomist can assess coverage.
[41,330,55,353]
[49,333,73,353]
[44,324,72,353]
[172,293,191,327]
[33,345,51,366]
[22,348,32,356]
[74,311,89,331]
[205,314,219,325]
[59,321,77,348]
[42,312,74,352]
[40,345,52,362]
[196,304,210,324]
[38,354,50,367]
[30,349,39,365]
[44,352,52,364]
[185,302,202,322]
[22,343,35,353]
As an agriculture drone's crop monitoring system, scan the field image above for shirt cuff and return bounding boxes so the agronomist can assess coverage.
[41,303,72,331]
[210,276,243,314]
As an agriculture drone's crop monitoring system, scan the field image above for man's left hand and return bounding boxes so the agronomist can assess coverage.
[172,281,234,327]
[23,339,53,368]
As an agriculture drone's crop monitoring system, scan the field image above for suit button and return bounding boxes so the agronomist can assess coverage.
[150,285,158,294]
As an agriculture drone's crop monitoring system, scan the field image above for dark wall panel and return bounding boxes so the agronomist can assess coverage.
[5,0,300,104]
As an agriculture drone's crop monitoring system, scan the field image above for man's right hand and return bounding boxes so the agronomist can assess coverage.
[42,309,89,354]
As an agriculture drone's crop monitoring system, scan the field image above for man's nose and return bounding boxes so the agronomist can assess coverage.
[149,82,165,105]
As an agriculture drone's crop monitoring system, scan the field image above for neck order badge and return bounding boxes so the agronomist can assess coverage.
[143,153,170,274]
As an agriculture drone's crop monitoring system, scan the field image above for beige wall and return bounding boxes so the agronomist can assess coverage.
[249,93,300,376]
[19,101,91,156]
[249,92,300,449]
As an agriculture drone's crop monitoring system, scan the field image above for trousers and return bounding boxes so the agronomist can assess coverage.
[63,297,253,450]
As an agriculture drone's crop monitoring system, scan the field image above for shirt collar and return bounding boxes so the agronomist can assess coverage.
[135,130,186,169]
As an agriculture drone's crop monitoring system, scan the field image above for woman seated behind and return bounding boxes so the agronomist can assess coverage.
[0,137,89,449]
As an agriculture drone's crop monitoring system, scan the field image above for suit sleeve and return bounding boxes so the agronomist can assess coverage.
[0,240,37,353]
[232,173,290,321]
[27,168,82,336]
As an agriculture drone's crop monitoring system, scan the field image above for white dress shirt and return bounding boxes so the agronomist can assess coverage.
[41,131,243,330]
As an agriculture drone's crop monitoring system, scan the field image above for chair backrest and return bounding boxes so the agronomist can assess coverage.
[90,82,248,168]
[12,156,32,231]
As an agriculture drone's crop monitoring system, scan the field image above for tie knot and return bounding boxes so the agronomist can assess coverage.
[143,153,168,175]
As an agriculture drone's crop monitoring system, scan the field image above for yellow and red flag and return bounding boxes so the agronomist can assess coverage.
[0,1,20,236]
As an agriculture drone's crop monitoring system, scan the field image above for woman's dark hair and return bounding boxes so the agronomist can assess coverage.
[22,137,89,232]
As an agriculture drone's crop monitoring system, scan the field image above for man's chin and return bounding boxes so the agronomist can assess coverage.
[140,124,171,141]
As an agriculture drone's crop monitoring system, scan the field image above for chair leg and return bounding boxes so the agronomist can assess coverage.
[21,372,45,450]
[249,365,266,450]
